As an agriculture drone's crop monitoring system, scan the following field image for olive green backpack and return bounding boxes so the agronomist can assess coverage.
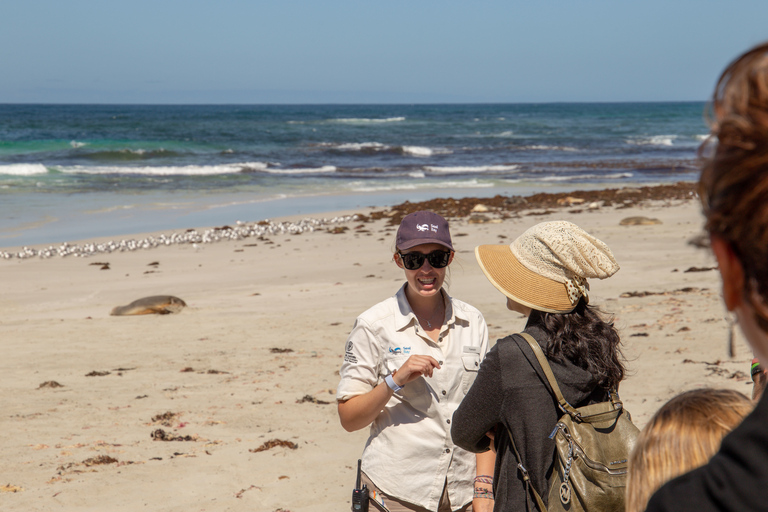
[507,333,639,512]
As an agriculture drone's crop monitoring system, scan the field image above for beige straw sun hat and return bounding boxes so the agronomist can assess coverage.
[475,221,619,314]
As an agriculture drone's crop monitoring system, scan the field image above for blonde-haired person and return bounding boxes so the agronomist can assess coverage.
[646,41,768,511]
[626,388,752,512]
[451,220,626,512]
[337,211,493,512]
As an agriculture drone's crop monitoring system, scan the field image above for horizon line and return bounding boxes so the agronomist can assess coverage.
[0,99,708,107]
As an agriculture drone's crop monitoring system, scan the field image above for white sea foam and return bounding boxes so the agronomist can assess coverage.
[333,142,387,151]
[695,134,710,141]
[58,164,241,176]
[423,164,520,174]
[408,171,426,178]
[402,146,433,157]
[350,182,418,192]
[260,165,337,175]
[238,162,270,172]
[69,140,88,148]
[539,172,633,182]
[320,142,445,157]
[332,117,405,124]
[626,135,677,146]
[0,163,49,176]
[349,178,492,192]
[51,162,274,176]
[521,145,579,152]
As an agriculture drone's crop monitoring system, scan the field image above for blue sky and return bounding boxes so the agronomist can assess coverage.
[2,1,767,104]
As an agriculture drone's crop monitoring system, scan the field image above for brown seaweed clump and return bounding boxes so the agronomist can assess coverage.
[249,439,298,453]
[38,381,64,389]
[151,428,196,442]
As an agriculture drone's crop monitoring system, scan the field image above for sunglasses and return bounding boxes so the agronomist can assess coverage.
[398,250,452,270]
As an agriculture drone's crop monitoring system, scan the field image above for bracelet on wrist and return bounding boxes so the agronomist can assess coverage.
[474,475,494,485]
[473,489,494,499]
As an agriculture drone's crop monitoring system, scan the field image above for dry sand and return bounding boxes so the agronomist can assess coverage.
[0,189,754,511]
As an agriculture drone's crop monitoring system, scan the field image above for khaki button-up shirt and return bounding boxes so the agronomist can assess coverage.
[337,285,489,511]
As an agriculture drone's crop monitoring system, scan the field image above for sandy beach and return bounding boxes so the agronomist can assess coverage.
[0,184,754,512]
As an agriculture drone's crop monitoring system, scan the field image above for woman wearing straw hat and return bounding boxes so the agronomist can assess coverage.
[451,220,626,512]
[337,210,492,512]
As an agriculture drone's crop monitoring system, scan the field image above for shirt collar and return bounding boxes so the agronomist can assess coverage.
[394,283,464,331]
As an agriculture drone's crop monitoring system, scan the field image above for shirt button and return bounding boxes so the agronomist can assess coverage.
[475,361,479,367]
[439,361,444,365]
[445,448,450,453]
[442,390,447,395]
[446,419,451,424]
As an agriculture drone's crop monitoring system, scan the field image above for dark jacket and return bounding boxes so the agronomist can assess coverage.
[646,389,768,511]
[451,323,607,512]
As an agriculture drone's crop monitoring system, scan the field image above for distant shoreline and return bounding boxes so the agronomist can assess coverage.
[1,181,699,258]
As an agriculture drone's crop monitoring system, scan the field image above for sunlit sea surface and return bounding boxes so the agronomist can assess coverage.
[0,103,706,247]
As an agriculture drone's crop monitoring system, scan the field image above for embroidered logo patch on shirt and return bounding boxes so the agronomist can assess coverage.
[344,341,358,363]
[388,346,411,355]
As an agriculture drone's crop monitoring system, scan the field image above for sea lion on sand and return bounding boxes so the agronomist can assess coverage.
[619,216,662,226]
[110,296,186,316]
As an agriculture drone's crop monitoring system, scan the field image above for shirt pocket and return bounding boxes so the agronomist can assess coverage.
[384,354,431,413]
[461,353,481,394]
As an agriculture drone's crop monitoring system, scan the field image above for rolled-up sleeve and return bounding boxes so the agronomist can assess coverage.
[451,344,504,453]
[337,317,383,401]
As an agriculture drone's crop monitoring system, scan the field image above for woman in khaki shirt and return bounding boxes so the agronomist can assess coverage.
[337,210,494,512]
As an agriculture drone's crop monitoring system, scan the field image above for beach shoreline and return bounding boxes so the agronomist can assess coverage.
[1,181,697,257]
[1,181,754,512]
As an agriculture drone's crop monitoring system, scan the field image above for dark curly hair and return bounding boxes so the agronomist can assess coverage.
[529,297,625,390]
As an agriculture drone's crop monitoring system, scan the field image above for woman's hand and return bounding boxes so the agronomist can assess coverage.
[393,355,441,387]
[338,355,440,432]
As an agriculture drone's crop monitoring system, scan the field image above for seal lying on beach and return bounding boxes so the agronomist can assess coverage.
[110,296,187,316]
[619,216,662,226]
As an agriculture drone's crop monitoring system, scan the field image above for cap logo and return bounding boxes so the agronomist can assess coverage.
[416,223,439,232]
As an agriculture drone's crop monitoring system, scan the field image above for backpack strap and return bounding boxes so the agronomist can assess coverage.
[504,423,549,512]
[518,332,581,418]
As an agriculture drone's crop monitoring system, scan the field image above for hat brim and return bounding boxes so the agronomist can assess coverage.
[475,244,575,314]
[398,239,454,251]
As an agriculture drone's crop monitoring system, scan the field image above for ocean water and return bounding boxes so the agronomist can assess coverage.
[0,103,707,248]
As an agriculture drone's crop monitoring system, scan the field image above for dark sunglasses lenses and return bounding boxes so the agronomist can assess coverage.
[400,250,451,270]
